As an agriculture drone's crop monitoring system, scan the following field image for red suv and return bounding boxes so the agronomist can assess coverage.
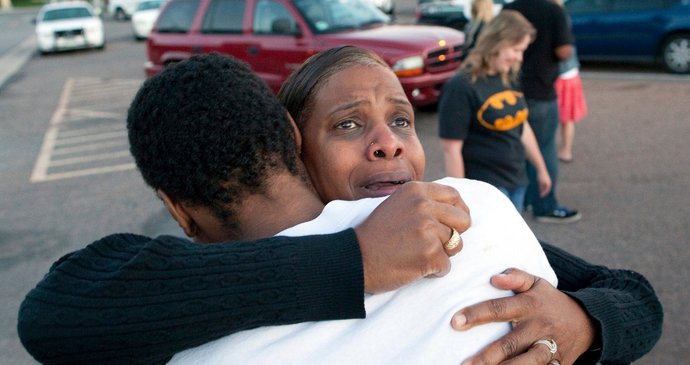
[145,0,465,106]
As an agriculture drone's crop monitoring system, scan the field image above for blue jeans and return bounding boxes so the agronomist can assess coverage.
[525,99,560,215]
[497,186,527,214]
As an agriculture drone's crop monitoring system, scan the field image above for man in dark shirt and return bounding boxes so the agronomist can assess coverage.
[503,0,581,223]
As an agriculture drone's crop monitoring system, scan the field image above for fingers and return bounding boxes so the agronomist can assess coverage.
[429,228,463,279]
[462,336,559,365]
[403,182,469,261]
[442,227,463,256]
[426,190,470,256]
[489,268,539,293]
[422,181,469,212]
[459,305,561,365]
[451,274,539,331]
[456,268,588,365]
[452,295,526,331]
[355,181,470,293]
[417,182,471,237]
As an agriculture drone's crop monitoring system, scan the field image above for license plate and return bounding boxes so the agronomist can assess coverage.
[56,35,86,49]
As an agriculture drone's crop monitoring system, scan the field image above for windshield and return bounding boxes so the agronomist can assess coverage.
[294,0,389,34]
[41,7,93,21]
[137,0,164,11]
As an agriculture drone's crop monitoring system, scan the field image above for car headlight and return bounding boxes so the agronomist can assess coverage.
[392,56,424,77]
[85,24,102,34]
[36,25,54,38]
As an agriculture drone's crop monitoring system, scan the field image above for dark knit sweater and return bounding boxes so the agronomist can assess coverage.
[543,242,662,365]
[17,232,662,365]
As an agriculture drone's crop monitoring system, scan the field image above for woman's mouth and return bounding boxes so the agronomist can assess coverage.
[359,172,412,198]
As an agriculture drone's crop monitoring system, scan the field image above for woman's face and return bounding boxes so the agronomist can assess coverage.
[299,64,425,202]
[490,35,530,74]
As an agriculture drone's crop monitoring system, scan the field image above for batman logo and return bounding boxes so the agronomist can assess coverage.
[476,90,528,131]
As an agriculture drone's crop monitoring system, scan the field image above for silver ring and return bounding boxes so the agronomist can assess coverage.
[533,339,558,354]
[443,228,461,250]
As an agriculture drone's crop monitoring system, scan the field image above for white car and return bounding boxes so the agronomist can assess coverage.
[109,0,140,20]
[131,0,164,40]
[35,1,105,54]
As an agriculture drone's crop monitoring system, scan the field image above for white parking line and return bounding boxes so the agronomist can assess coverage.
[51,140,130,155]
[30,77,140,183]
[63,108,124,120]
[35,163,136,182]
[59,124,125,138]
[54,130,128,146]
[50,151,133,167]
[30,78,73,183]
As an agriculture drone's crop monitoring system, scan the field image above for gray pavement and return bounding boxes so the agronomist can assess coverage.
[0,7,37,90]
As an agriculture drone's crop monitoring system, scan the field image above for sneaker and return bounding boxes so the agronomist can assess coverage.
[535,207,582,223]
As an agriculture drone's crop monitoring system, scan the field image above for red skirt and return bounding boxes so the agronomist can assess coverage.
[555,73,588,123]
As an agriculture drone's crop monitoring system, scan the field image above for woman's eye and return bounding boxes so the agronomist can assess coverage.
[336,120,357,129]
[391,117,411,128]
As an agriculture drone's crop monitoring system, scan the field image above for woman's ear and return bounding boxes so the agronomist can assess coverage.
[157,190,197,238]
[287,112,302,154]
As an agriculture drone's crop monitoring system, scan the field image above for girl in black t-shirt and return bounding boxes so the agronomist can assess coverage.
[439,10,552,212]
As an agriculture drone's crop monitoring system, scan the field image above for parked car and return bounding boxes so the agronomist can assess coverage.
[145,0,466,107]
[34,1,105,54]
[416,0,469,31]
[415,0,506,31]
[566,0,690,74]
[131,0,165,40]
[108,0,140,20]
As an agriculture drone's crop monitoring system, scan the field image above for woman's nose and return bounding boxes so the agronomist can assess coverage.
[367,130,403,160]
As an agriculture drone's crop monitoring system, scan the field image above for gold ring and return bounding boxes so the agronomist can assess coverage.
[533,339,558,354]
[444,228,461,250]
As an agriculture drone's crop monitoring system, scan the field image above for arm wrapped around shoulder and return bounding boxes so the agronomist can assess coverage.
[543,242,663,364]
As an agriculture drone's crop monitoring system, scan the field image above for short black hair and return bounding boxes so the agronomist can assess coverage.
[127,53,300,230]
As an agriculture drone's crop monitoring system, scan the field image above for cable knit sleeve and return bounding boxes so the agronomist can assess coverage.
[541,241,663,365]
[17,230,365,365]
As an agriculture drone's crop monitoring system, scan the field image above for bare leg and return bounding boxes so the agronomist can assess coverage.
[558,122,574,162]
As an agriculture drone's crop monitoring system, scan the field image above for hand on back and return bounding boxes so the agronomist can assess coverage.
[355,181,471,293]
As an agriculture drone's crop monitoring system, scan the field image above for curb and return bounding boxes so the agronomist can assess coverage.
[0,35,36,91]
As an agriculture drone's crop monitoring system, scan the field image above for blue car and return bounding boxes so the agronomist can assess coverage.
[565,0,690,74]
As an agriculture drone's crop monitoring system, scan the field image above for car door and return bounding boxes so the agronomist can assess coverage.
[244,0,317,93]
[605,0,673,59]
[567,0,671,60]
[198,0,253,65]
[566,0,614,58]
[148,0,202,67]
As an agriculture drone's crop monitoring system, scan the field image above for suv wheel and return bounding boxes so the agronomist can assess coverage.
[662,33,690,74]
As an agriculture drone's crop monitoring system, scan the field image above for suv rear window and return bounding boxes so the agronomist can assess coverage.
[156,0,200,33]
[202,0,246,34]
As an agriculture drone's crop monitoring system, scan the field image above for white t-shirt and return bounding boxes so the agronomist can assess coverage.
[169,177,557,365]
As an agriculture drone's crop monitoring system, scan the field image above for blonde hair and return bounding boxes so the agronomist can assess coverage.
[471,0,494,23]
[462,10,536,85]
